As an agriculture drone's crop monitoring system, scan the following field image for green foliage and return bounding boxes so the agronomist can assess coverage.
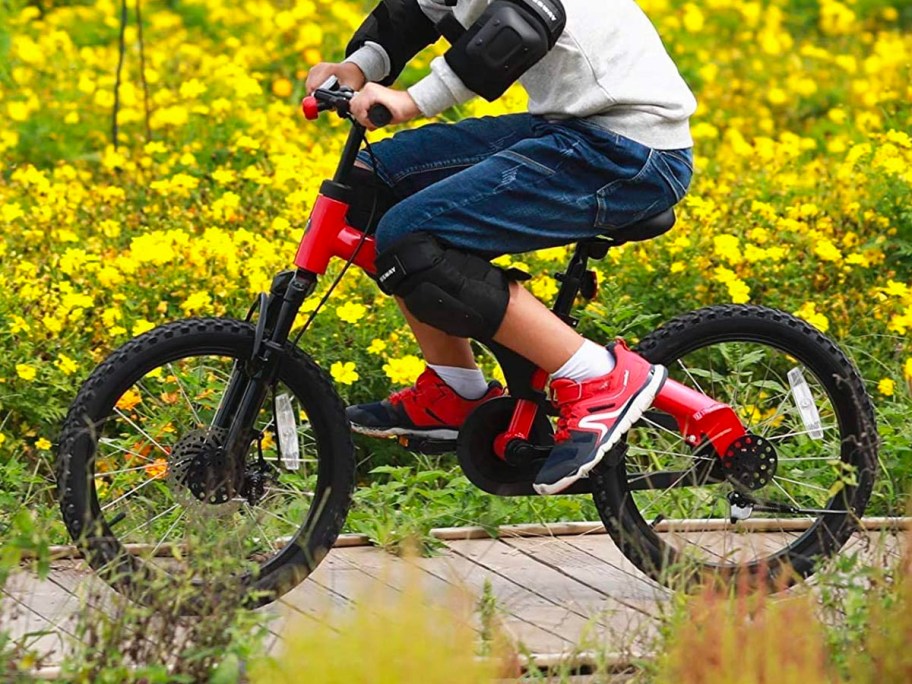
[345,454,598,552]
[60,539,271,683]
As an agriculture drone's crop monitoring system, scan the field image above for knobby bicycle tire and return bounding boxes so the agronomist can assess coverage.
[590,304,877,588]
[57,318,355,610]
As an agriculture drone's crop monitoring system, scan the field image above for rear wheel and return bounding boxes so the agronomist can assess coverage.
[591,305,877,588]
[57,318,355,610]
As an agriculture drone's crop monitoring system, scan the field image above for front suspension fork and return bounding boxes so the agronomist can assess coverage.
[212,269,317,470]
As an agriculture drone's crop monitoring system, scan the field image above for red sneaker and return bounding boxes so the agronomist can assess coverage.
[346,367,503,440]
[533,340,667,495]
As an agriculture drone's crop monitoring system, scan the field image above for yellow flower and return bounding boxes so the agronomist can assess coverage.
[179,79,207,99]
[235,135,261,151]
[905,359,912,382]
[367,339,387,355]
[212,168,237,185]
[132,319,156,336]
[814,239,842,263]
[682,3,704,32]
[144,458,169,479]
[529,276,558,301]
[878,378,895,397]
[725,278,751,304]
[383,355,425,386]
[35,438,52,451]
[767,88,787,105]
[181,291,212,314]
[272,78,294,98]
[713,234,742,265]
[116,388,142,411]
[1,202,25,223]
[55,354,78,376]
[330,361,359,385]
[793,302,830,333]
[336,301,367,324]
[16,364,37,381]
[43,315,63,334]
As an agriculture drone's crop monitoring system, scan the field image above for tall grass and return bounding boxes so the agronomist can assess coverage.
[654,532,912,684]
[250,563,517,683]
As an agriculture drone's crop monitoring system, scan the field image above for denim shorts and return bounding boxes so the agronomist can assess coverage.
[357,113,693,257]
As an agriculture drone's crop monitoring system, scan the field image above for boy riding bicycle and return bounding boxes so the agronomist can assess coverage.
[305,0,696,495]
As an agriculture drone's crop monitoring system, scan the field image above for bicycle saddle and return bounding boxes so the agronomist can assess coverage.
[581,208,676,259]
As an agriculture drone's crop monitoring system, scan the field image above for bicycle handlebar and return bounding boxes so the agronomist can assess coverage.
[301,87,392,128]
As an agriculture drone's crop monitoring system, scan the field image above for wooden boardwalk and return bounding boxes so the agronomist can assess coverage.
[2,522,905,677]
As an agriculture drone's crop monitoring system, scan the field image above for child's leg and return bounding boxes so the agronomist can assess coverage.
[369,119,691,492]
[395,298,476,368]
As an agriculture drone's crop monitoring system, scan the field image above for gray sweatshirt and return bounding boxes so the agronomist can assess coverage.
[345,0,696,150]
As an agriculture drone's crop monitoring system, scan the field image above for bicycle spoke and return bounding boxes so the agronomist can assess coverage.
[766,425,838,441]
[641,414,686,442]
[96,463,165,477]
[100,475,162,512]
[151,510,187,556]
[123,503,180,540]
[168,362,204,426]
[98,438,156,463]
[676,359,706,397]
[243,503,279,555]
[772,475,830,494]
[113,408,169,456]
[770,479,815,518]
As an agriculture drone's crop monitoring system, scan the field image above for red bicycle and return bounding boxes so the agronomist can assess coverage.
[58,83,877,607]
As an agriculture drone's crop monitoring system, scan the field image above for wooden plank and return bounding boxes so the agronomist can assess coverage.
[431,522,607,541]
[0,583,70,664]
[18,518,912,561]
[4,569,83,638]
[335,545,570,653]
[442,537,659,653]
[509,534,665,604]
[423,539,601,652]
[492,536,664,655]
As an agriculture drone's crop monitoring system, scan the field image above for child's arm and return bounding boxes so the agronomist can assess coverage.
[306,1,440,94]
[344,0,440,87]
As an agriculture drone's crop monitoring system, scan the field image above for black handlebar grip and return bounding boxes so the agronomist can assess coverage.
[368,104,393,127]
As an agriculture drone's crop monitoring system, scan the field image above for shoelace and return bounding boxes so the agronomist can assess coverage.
[553,398,591,443]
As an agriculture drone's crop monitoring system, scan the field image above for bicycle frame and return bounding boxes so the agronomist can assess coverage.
[215,115,748,484]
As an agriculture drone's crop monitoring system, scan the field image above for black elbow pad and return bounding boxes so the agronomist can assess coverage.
[443,0,566,101]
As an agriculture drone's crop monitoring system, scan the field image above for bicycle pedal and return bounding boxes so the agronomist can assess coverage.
[398,435,457,455]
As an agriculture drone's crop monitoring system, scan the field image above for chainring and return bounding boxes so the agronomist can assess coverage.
[719,434,778,491]
[456,396,554,496]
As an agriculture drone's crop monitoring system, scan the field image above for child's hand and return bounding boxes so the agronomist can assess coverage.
[350,83,420,129]
[305,62,366,94]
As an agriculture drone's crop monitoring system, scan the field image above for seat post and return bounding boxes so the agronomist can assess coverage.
[551,244,592,325]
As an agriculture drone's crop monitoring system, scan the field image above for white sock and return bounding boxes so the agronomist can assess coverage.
[428,364,489,400]
[551,339,616,383]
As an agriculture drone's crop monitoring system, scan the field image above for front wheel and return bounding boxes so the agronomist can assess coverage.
[57,318,355,609]
[590,305,878,589]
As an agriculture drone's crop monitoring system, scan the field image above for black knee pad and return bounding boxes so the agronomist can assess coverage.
[346,165,397,233]
[375,233,525,340]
